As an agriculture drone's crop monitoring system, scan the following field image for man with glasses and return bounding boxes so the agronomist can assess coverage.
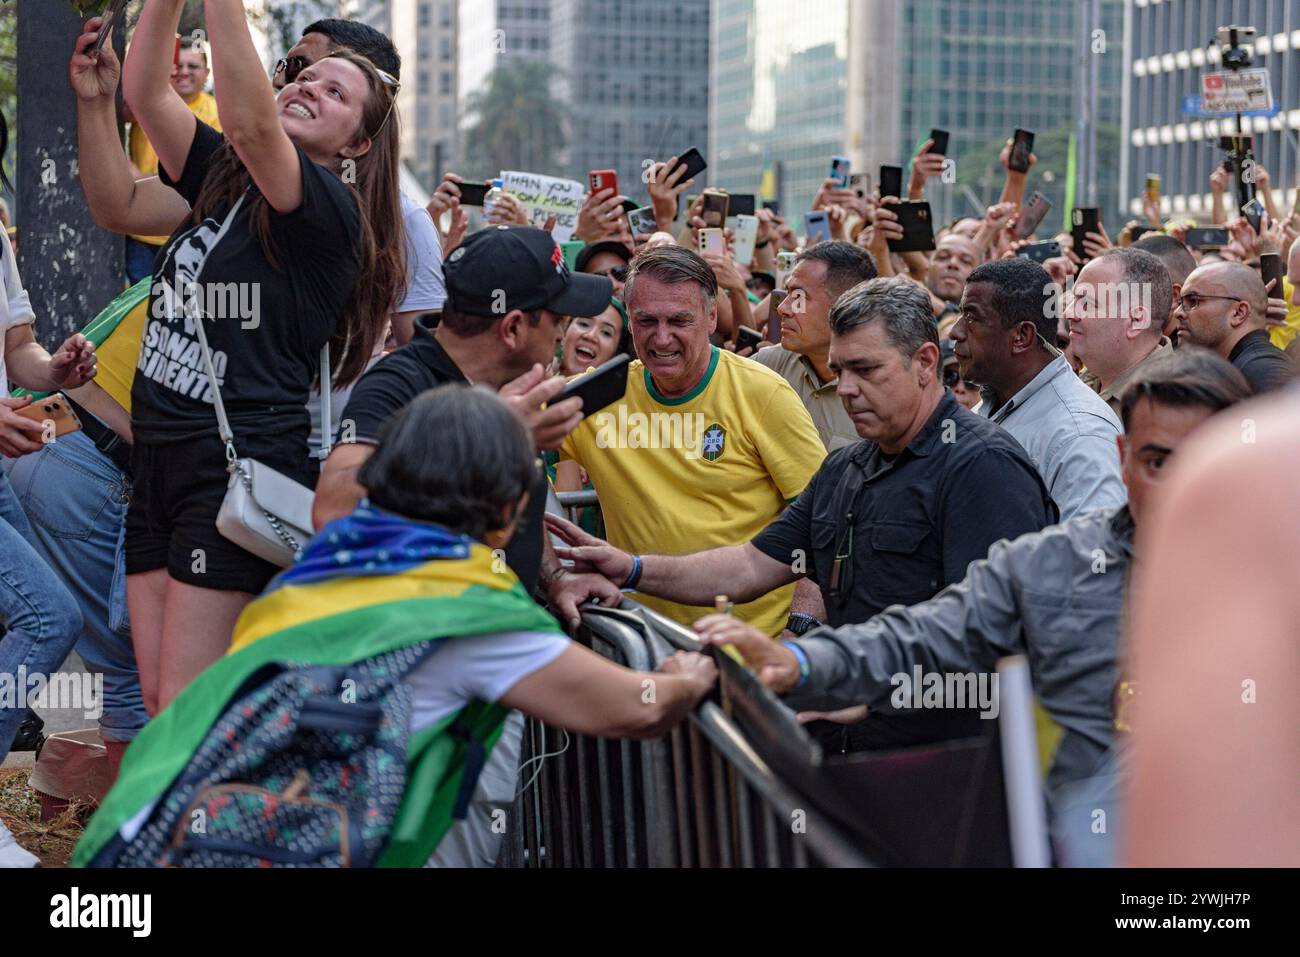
[1173,261,1295,394]
[575,240,632,298]
[124,39,220,283]
[273,19,446,349]
[952,258,1127,520]
[548,276,1054,754]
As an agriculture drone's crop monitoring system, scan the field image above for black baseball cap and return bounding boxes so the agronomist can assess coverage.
[444,225,613,318]
[574,240,633,273]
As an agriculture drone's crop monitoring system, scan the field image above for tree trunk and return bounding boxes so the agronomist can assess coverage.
[17,0,124,348]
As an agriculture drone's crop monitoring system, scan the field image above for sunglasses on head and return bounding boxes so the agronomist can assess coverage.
[274,54,402,138]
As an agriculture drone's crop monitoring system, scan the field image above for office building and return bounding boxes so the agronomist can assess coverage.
[1122,0,1300,221]
[550,0,710,204]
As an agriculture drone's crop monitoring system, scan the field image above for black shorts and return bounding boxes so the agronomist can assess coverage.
[125,431,316,594]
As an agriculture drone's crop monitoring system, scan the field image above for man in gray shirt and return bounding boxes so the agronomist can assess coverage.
[951,258,1126,519]
[694,348,1252,796]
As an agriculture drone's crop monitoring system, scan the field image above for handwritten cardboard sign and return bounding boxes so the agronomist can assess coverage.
[500,170,585,241]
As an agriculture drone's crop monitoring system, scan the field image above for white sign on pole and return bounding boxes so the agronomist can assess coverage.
[1201,69,1274,114]
[500,171,585,241]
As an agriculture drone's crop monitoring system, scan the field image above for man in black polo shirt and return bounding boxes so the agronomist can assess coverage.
[314,225,621,622]
[1174,261,1295,394]
[548,276,1055,750]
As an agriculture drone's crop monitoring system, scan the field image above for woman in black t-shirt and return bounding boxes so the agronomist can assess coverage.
[97,1,406,714]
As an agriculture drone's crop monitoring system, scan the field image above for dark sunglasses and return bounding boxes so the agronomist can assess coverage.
[942,367,976,389]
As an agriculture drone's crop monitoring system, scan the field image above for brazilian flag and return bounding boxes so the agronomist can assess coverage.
[73,506,562,867]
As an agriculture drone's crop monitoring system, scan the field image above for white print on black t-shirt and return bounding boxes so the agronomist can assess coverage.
[138,215,231,404]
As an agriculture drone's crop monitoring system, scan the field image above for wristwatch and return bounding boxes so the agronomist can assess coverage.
[786,612,823,636]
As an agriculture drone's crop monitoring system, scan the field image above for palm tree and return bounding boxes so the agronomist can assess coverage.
[461,59,569,180]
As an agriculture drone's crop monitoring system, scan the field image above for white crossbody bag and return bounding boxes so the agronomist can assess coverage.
[187,193,335,567]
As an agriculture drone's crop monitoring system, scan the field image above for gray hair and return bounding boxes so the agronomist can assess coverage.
[622,244,718,313]
[1097,246,1173,335]
[829,275,940,362]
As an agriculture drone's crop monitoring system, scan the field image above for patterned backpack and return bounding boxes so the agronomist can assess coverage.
[90,642,502,868]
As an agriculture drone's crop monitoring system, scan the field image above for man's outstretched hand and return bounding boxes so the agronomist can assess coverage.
[544,513,635,583]
[693,613,801,695]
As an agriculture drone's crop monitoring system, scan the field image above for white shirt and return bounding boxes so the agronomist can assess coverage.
[0,235,35,394]
[398,192,447,314]
[404,629,569,734]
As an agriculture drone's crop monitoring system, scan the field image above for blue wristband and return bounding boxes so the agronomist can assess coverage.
[621,555,643,590]
[779,639,811,687]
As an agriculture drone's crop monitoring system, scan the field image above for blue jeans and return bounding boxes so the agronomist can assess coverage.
[0,469,83,761]
[6,431,145,743]
[125,238,161,286]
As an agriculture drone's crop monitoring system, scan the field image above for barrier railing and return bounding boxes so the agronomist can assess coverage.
[500,596,1047,867]
[499,600,874,868]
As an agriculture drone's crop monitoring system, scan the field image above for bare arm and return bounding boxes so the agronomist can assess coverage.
[70,19,191,236]
[65,381,132,443]
[546,513,800,607]
[122,0,197,184]
[313,442,373,529]
[499,644,714,739]
[203,0,304,213]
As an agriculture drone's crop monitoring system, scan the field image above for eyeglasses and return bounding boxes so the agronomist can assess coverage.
[275,54,402,138]
[942,367,976,390]
[597,265,628,282]
[1176,292,1241,311]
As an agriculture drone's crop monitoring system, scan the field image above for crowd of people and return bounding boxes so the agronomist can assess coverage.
[0,4,1294,868]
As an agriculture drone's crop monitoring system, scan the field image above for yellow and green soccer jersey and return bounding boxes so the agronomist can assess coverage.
[560,347,827,636]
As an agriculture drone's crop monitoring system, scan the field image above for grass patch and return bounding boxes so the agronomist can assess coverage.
[0,768,88,868]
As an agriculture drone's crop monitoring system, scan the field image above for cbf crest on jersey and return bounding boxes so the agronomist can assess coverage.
[701,423,726,461]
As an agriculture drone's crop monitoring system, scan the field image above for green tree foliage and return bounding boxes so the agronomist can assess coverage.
[461,59,570,180]
[954,122,1122,230]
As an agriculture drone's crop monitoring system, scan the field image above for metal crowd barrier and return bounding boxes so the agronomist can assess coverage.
[498,599,874,868]
[554,489,599,528]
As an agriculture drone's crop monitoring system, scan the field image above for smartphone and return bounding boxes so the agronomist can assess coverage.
[1144,174,1161,204]
[762,200,782,216]
[767,290,786,344]
[627,205,658,236]
[736,325,764,353]
[1260,253,1284,296]
[457,181,490,206]
[91,0,131,57]
[589,170,619,197]
[928,129,950,156]
[829,156,852,189]
[879,165,904,200]
[1241,196,1264,234]
[1008,128,1035,173]
[699,227,726,257]
[1071,207,1101,261]
[700,190,729,228]
[555,354,631,418]
[849,172,871,201]
[1184,226,1230,249]
[15,395,82,438]
[805,210,832,245]
[731,214,759,264]
[728,193,756,217]
[668,148,708,185]
[1017,240,1062,263]
[775,250,797,287]
[886,201,936,253]
[1012,191,1053,240]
